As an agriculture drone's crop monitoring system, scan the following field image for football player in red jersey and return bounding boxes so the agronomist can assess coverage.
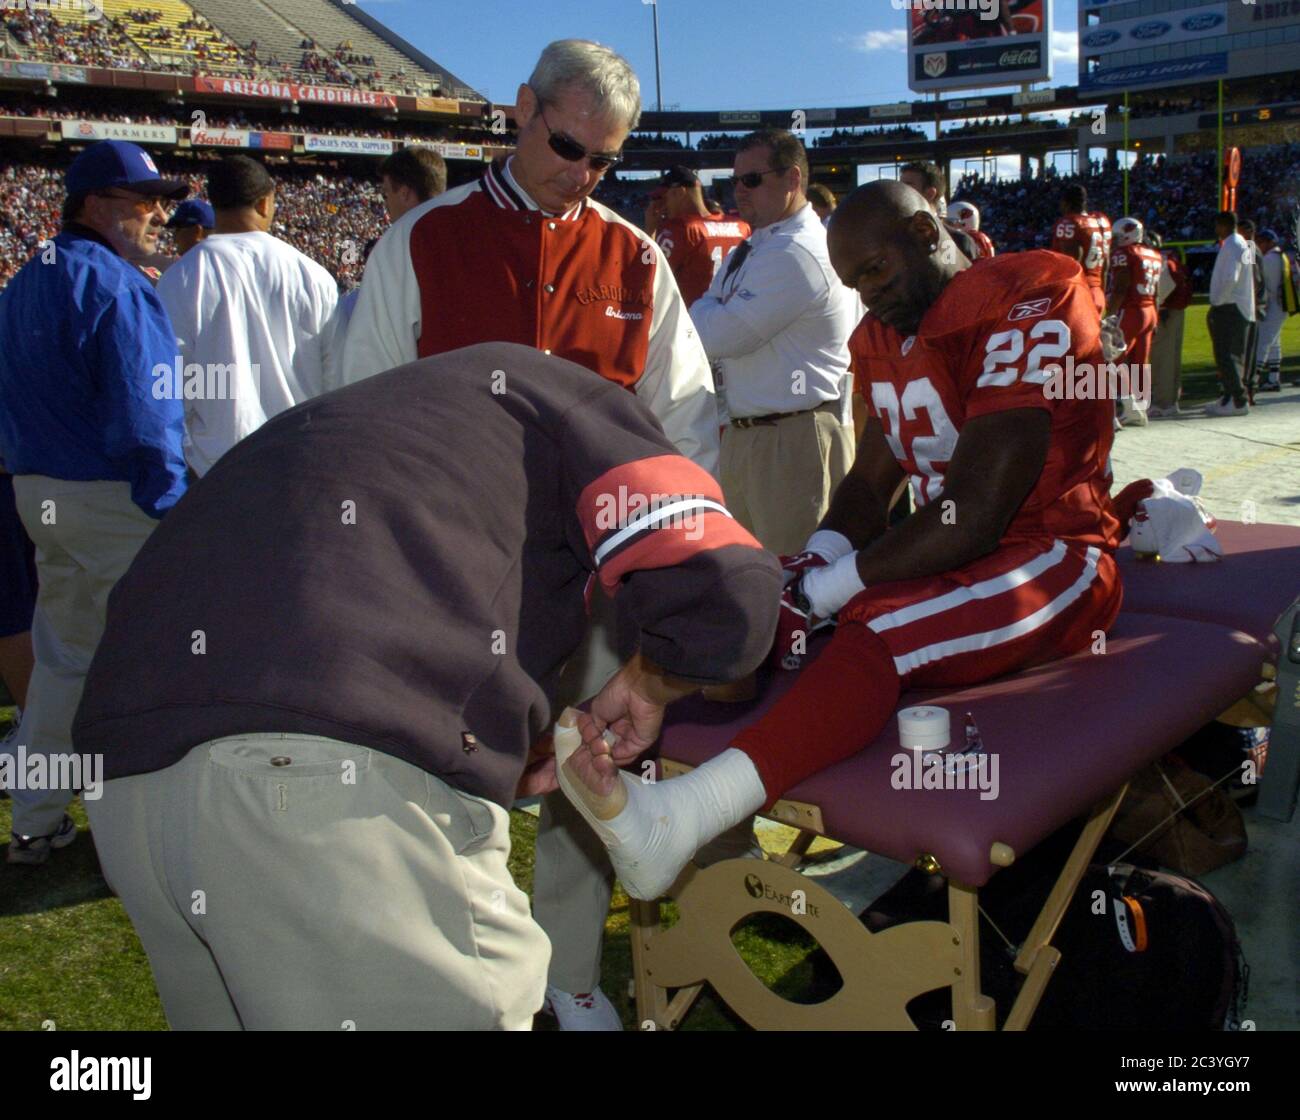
[1051,185,1110,317]
[1106,217,1163,371]
[947,200,996,259]
[554,180,1129,902]
[648,165,751,307]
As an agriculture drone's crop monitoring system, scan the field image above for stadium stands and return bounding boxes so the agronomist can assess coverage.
[1,3,154,69]
[100,0,248,74]
[186,0,441,94]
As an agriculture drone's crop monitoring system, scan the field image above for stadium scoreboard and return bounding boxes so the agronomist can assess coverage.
[905,0,1053,94]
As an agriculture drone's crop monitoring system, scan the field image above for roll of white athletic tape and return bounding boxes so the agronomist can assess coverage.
[898,705,950,752]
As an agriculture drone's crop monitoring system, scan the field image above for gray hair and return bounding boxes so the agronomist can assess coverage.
[528,39,642,131]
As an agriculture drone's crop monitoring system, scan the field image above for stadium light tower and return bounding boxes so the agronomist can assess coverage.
[643,0,663,112]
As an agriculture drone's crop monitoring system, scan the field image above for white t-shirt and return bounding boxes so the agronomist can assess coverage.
[158,231,341,476]
[1209,233,1256,321]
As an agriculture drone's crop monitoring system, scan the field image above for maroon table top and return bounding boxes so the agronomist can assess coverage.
[1117,519,1300,650]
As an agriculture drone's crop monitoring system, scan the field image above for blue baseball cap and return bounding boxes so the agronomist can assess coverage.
[66,140,189,200]
[166,199,215,229]
[1257,228,1279,243]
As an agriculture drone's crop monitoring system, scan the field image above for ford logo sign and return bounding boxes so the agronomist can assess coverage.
[1084,29,1122,48]
[1131,21,1171,41]
[1182,13,1223,32]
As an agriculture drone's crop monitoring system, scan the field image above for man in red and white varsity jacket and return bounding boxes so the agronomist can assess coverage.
[337,40,723,1030]
[339,54,717,474]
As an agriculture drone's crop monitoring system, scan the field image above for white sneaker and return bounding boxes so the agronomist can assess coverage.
[1203,398,1249,416]
[1146,405,1181,419]
[543,985,624,1031]
[7,814,78,866]
[1117,397,1149,427]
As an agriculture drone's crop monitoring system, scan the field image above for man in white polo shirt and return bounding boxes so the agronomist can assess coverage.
[691,128,859,556]
[1204,210,1256,417]
[157,156,340,475]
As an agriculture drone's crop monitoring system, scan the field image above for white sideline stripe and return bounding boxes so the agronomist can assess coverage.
[888,546,1103,675]
[593,499,733,566]
[867,539,1069,634]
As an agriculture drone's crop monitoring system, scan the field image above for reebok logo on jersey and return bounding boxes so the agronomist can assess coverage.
[1008,298,1051,321]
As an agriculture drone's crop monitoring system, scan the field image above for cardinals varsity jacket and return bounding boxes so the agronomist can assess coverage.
[339,158,719,475]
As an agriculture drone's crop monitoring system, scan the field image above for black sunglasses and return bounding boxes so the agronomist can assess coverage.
[735,167,788,190]
[537,103,623,172]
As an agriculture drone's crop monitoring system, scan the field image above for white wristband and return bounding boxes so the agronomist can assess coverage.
[804,529,854,564]
[801,551,865,618]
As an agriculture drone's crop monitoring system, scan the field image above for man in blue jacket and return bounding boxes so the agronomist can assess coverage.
[0,140,189,864]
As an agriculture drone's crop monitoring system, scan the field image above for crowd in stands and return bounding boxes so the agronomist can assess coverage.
[953,143,1300,264]
[0,5,442,97]
[623,133,687,150]
[2,7,148,70]
[813,125,925,146]
[0,156,386,291]
[943,116,1065,137]
[0,98,500,146]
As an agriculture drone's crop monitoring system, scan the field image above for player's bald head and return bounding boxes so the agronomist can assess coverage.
[830,180,933,246]
[828,180,965,336]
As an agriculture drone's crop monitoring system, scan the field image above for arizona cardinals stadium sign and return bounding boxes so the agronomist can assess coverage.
[192,76,398,110]
[907,0,1053,92]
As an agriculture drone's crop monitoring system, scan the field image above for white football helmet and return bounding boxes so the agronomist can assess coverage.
[947,200,980,233]
[1114,217,1144,247]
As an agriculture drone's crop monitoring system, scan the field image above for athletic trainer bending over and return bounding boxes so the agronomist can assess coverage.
[73,342,779,1030]
[557,180,1125,900]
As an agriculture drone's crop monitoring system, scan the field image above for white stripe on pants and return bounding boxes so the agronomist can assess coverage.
[5,477,156,838]
[87,733,551,1030]
[1255,308,1285,371]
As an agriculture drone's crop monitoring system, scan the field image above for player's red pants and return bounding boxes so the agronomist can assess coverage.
[733,537,1122,801]
[1119,305,1158,382]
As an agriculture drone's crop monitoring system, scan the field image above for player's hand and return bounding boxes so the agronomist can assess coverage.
[777,549,830,588]
[769,577,823,671]
[1100,315,1127,362]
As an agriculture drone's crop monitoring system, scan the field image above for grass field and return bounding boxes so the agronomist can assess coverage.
[2,304,1299,1031]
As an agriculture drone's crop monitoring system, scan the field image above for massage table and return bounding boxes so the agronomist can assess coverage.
[631,521,1300,1030]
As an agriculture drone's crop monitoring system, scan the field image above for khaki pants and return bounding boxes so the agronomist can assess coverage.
[6,477,156,838]
[1149,307,1186,409]
[87,733,549,1030]
[720,404,855,555]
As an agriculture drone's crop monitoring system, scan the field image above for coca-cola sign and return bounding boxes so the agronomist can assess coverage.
[999,49,1040,66]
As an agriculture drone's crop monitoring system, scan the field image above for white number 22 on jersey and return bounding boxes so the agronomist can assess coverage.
[870,377,957,506]
[978,319,1072,388]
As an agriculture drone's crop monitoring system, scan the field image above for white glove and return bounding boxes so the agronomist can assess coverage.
[1100,315,1127,362]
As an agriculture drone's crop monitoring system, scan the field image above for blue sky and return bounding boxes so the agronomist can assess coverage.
[357,0,1082,110]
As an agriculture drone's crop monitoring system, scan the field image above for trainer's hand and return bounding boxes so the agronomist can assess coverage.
[578,654,696,764]
[516,732,558,798]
